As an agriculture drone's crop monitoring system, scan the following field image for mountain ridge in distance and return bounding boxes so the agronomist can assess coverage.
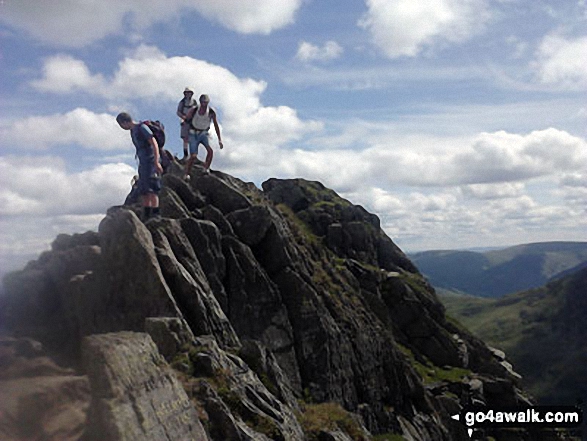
[410,241,587,298]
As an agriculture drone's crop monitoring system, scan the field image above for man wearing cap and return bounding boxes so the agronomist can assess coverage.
[176,87,197,160]
[183,94,223,180]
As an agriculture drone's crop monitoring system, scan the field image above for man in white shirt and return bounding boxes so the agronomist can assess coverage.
[183,94,224,181]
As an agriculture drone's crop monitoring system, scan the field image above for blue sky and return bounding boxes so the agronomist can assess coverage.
[1,0,586,278]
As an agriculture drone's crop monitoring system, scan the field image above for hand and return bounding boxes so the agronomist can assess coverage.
[155,162,163,175]
[219,141,224,150]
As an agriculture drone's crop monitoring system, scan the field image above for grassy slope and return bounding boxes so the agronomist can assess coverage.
[441,268,587,405]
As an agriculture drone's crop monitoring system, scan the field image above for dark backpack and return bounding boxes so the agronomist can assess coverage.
[142,120,166,148]
[160,148,174,174]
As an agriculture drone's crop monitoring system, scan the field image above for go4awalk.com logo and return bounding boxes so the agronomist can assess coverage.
[452,405,583,438]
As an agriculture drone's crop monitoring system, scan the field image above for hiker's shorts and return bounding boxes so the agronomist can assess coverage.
[188,130,210,156]
[137,168,161,195]
[180,121,190,140]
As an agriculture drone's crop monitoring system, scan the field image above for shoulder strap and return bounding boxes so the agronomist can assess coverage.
[189,105,199,130]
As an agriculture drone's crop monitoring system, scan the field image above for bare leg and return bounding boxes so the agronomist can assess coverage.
[203,145,213,171]
[184,153,198,178]
[182,139,189,159]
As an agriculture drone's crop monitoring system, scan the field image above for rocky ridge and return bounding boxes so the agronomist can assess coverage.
[0,161,567,440]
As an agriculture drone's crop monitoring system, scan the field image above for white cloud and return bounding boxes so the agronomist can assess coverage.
[0,156,134,216]
[1,108,129,151]
[534,34,587,90]
[31,46,322,147]
[341,183,586,253]
[359,0,490,58]
[31,55,104,93]
[296,40,344,62]
[461,182,525,200]
[191,0,302,35]
[0,0,303,47]
[219,127,587,190]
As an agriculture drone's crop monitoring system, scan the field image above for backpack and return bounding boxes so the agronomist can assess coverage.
[142,120,166,148]
[160,148,174,174]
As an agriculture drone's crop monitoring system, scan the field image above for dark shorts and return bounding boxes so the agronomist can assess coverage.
[180,122,190,140]
[137,170,161,195]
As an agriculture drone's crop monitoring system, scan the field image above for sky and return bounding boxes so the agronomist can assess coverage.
[1,0,586,278]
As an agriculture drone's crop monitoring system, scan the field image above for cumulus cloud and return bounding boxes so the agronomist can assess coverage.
[534,34,587,90]
[342,183,586,252]
[359,0,490,58]
[0,156,134,216]
[449,129,587,184]
[31,55,105,93]
[31,46,322,147]
[191,0,302,35]
[296,40,344,62]
[223,128,587,191]
[1,108,129,151]
[0,0,303,47]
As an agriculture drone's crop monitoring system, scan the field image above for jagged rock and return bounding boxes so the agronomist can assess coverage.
[263,178,418,274]
[238,339,299,410]
[51,231,100,251]
[161,173,206,211]
[189,336,306,441]
[159,186,191,219]
[192,173,252,214]
[148,218,239,348]
[82,332,209,441]
[0,168,561,441]
[226,205,274,247]
[380,275,463,368]
[145,317,195,360]
[318,429,356,441]
[180,217,229,312]
[201,204,236,236]
[222,235,300,387]
[488,346,506,361]
[261,177,311,211]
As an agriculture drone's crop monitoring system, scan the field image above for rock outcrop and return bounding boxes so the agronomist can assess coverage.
[0,161,569,440]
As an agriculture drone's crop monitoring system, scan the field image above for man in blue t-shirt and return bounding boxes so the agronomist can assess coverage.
[116,112,163,220]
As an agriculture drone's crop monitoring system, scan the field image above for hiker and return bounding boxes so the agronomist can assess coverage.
[116,112,163,220]
[183,94,223,181]
[176,87,196,160]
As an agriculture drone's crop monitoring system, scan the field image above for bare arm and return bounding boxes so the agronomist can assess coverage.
[211,113,223,149]
[149,136,163,174]
[185,107,196,121]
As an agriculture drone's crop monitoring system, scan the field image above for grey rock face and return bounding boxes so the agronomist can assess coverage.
[0,169,559,441]
[82,332,209,441]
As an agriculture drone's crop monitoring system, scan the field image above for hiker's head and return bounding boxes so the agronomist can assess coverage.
[183,87,193,97]
[199,94,210,106]
[116,112,133,130]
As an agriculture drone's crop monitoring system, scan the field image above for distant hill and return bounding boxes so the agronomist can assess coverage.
[441,266,587,405]
[410,241,587,297]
